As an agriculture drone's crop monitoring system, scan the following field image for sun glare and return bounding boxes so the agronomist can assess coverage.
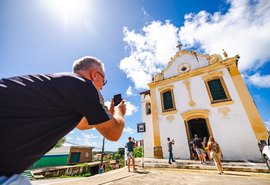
[43,0,89,24]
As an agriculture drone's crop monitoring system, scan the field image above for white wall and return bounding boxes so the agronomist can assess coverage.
[141,94,154,158]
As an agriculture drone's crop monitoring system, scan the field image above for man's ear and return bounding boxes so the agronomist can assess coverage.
[89,69,97,80]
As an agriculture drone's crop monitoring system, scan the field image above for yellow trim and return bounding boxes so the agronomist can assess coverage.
[150,87,161,147]
[202,71,232,104]
[161,110,178,115]
[181,110,213,141]
[202,71,223,81]
[181,110,210,121]
[210,100,234,107]
[149,62,225,89]
[158,84,174,92]
[159,86,176,113]
[227,59,268,141]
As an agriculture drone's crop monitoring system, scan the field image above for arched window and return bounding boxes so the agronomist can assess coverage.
[146,102,151,115]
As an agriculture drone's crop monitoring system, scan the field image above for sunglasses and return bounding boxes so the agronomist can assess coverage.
[96,71,108,86]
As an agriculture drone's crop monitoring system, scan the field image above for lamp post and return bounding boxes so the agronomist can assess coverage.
[99,137,105,174]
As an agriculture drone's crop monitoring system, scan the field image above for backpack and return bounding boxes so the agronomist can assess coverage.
[212,142,220,153]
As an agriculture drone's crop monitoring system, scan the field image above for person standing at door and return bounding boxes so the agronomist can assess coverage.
[193,134,205,164]
[167,137,176,164]
[202,137,209,161]
[207,136,223,175]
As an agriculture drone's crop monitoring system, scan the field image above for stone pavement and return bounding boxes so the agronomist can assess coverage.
[31,158,269,185]
[32,166,270,185]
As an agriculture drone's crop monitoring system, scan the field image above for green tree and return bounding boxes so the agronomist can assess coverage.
[118,148,125,156]
[54,137,66,148]
[134,146,143,157]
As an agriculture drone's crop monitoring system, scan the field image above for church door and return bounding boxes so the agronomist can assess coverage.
[187,118,210,159]
[188,118,210,140]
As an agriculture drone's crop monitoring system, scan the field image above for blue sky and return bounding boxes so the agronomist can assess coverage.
[1,0,270,151]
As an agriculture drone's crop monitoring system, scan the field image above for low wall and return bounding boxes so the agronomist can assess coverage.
[32,162,105,178]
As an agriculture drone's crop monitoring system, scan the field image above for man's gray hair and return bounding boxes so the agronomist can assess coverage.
[72,56,104,73]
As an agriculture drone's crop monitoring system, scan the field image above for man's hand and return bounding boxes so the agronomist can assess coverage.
[76,99,126,141]
[114,99,126,117]
[109,97,115,115]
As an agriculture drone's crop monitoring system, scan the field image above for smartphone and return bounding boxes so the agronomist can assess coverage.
[113,94,122,106]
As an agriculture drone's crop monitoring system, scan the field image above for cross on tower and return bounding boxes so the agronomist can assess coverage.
[176,43,182,51]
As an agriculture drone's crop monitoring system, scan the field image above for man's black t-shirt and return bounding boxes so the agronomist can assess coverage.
[126,141,135,152]
[0,73,111,176]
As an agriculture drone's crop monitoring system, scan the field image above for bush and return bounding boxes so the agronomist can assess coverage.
[134,146,143,158]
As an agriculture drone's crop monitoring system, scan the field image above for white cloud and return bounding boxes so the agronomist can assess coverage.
[81,132,98,139]
[104,100,111,108]
[179,0,270,71]
[246,73,270,88]
[123,126,136,134]
[104,141,124,151]
[265,119,270,131]
[125,101,138,116]
[120,21,179,90]
[121,0,270,90]
[105,100,138,116]
[126,85,133,96]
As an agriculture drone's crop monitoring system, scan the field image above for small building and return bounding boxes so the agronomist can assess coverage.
[31,146,93,169]
[68,146,93,164]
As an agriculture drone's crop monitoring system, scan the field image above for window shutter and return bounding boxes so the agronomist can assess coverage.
[163,91,173,110]
[208,79,227,101]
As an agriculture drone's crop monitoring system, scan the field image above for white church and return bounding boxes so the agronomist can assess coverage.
[140,49,268,161]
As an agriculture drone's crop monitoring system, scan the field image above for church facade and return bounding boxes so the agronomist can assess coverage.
[140,50,268,161]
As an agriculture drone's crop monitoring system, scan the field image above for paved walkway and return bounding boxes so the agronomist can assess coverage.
[32,166,270,185]
[31,158,269,185]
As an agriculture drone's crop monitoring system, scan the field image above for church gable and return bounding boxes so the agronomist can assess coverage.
[154,50,223,81]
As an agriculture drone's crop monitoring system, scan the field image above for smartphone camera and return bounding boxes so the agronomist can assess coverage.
[113,94,122,106]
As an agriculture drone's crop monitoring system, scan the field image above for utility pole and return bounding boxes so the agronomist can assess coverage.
[99,137,105,174]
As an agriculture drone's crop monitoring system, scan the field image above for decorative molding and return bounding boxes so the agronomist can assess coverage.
[158,85,174,92]
[148,57,238,89]
[182,110,214,141]
[166,115,175,123]
[207,54,223,65]
[162,109,178,115]
[211,100,234,107]
[154,73,164,82]
[183,80,196,107]
[177,63,191,74]
[181,109,210,121]
[218,107,231,117]
[201,71,223,81]
[161,50,209,74]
